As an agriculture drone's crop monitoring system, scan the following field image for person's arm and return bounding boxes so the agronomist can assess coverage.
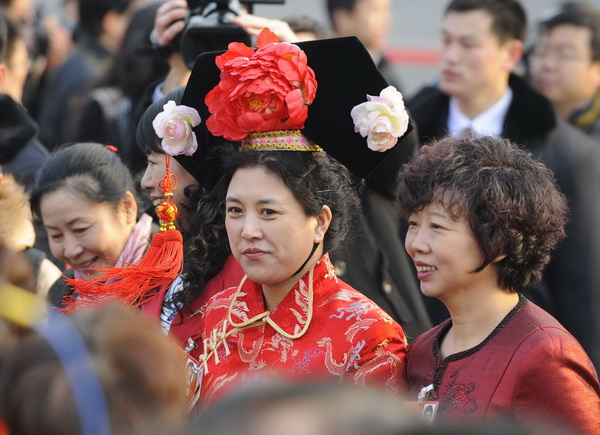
[513,329,600,434]
[345,314,408,392]
[151,0,191,96]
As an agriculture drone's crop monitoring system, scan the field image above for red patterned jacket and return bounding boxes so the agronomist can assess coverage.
[193,254,408,406]
[406,296,600,434]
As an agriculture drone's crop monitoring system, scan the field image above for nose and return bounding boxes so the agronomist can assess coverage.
[63,235,84,261]
[405,226,430,257]
[240,214,262,240]
[140,165,154,191]
[441,40,460,64]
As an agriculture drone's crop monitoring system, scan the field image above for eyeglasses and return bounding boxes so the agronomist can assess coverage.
[530,48,589,63]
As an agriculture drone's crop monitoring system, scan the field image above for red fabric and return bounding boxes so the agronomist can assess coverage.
[196,254,408,406]
[406,297,600,434]
[141,256,244,348]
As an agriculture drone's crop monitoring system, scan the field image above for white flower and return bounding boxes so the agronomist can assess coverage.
[152,100,201,156]
[350,86,410,152]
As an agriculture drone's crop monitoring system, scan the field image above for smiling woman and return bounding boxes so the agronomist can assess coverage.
[30,142,154,308]
[397,133,600,433]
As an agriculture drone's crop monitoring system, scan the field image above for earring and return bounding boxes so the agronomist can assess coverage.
[315,234,321,240]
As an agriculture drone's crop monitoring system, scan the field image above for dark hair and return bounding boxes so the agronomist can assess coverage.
[283,15,335,40]
[30,142,138,218]
[325,0,358,28]
[135,86,203,230]
[537,2,600,61]
[396,134,568,291]
[78,0,134,38]
[136,87,186,156]
[445,0,527,43]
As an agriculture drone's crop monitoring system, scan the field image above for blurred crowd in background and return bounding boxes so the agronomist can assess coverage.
[1,0,600,433]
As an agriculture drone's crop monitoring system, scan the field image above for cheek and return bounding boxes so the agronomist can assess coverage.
[404,234,413,256]
[225,218,239,241]
[47,239,63,258]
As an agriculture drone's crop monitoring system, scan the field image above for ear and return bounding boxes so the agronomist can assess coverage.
[120,190,138,225]
[0,64,8,92]
[492,253,507,264]
[313,205,333,244]
[590,60,600,88]
[504,39,524,71]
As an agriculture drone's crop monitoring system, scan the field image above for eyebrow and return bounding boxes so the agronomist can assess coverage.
[225,197,280,206]
[430,211,452,220]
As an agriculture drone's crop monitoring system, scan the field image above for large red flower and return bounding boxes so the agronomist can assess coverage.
[205,28,318,141]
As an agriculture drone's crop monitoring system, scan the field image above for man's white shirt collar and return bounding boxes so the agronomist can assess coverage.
[448,88,513,137]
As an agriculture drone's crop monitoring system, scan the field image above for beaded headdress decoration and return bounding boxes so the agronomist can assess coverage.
[203,28,410,158]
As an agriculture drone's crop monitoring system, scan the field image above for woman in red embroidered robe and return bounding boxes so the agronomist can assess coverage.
[182,29,413,407]
[195,149,407,406]
[397,134,600,434]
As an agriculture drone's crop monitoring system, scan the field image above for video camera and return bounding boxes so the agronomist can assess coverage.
[179,0,285,69]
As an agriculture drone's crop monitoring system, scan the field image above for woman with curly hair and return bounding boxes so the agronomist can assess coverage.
[399,134,600,433]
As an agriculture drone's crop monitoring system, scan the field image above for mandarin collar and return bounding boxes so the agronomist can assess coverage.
[227,254,339,338]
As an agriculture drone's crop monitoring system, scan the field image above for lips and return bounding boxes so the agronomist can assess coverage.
[76,257,98,270]
[441,69,459,81]
[414,260,437,280]
[241,247,268,260]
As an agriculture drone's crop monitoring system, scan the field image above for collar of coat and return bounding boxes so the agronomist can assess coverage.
[226,253,339,339]
[408,73,557,146]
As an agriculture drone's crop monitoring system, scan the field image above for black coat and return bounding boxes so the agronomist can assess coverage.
[0,94,48,190]
[331,129,432,341]
[408,73,600,370]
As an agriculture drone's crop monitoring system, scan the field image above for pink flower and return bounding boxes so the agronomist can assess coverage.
[205,28,317,141]
[152,101,201,156]
[350,86,409,152]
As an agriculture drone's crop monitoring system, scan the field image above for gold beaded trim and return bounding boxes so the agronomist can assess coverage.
[240,130,324,152]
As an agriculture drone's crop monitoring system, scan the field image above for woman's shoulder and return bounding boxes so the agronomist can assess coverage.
[316,278,408,341]
[511,299,574,340]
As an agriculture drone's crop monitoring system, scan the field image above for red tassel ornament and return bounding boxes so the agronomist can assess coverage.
[63,155,184,311]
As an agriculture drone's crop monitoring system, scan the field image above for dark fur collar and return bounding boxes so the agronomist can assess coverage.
[408,74,557,147]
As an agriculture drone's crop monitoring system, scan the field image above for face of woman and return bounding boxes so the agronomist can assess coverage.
[404,201,499,302]
[40,187,137,280]
[225,166,329,293]
[141,152,198,208]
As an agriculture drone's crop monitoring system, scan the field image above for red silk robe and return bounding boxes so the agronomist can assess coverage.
[192,254,408,406]
[141,256,245,349]
[406,296,600,434]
